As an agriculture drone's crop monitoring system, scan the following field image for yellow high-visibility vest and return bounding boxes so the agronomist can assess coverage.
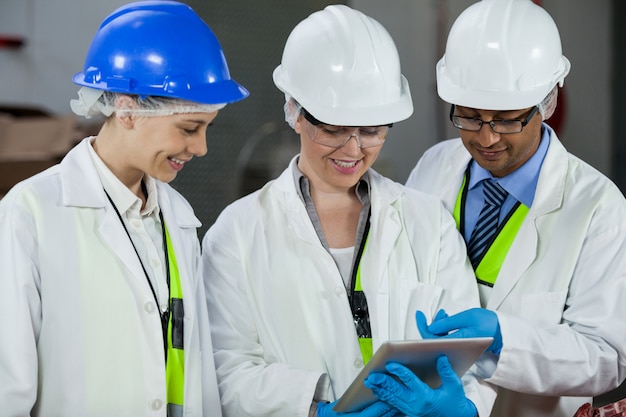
[453,175,529,286]
[164,224,185,417]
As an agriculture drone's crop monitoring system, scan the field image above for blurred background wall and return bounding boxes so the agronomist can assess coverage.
[0,0,619,235]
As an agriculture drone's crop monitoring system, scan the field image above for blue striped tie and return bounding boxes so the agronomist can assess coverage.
[468,179,508,266]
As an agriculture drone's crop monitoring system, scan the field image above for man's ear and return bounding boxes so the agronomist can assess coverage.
[115,95,137,128]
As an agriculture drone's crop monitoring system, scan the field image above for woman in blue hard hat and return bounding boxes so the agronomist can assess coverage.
[202,5,495,417]
[0,2,247,416]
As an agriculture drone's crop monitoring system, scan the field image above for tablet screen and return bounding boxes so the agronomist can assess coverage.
[333,337,492,413]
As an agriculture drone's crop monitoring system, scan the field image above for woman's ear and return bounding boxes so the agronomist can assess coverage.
[293,113,303,134]
[114,95,137,128]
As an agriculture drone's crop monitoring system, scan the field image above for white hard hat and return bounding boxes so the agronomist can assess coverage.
[437,0,570,110]
[273,4,413,126]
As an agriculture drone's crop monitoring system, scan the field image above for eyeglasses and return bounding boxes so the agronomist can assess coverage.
[301,108,392,149]
[449,104,539,134]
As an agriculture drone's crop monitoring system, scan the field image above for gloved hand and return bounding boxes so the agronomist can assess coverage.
[364,356,477,417]
[415,308,503,355]
[316,399,398,417]
[415,309,449,338]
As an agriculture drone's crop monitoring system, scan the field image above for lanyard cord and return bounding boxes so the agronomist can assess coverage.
[349,209,371,298]
[103,187,171,362]
[349,208,371,339]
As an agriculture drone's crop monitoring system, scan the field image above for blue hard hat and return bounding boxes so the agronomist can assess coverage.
[73,1,249,105]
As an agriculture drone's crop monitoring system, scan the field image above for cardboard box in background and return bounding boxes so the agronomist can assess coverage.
[0,106,102,197]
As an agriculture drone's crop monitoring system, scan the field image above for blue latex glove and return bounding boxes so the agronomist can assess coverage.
[316,399,398,417]
[364,356,477,417]
[416,308,503,355]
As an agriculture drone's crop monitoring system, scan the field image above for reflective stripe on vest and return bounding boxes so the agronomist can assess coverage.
[454,174,529,286]
[354,235,373,364]
[164,224,185,414]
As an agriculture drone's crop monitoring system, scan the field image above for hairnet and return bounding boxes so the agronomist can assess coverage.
[70,87,226,119]
[537,86,559,121]
[282,94,303,129]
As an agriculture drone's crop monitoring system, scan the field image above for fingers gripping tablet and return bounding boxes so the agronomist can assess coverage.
[333,337,492,413]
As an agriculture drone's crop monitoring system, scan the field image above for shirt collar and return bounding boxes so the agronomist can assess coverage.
[88,138,160,217]
[468,123,551,207]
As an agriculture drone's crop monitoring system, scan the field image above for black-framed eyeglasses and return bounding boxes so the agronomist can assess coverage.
[300,108,392,149]
[449,104,539,134]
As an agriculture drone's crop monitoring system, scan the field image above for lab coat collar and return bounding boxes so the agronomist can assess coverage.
[59,137,200,229]
[87,138,160,218]
[60,137,108,208]
[290,155,372,205]
[434,143,474,213]
[279,155,402,207]
[525,124,567,217]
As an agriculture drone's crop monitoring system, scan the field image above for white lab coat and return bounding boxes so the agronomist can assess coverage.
[202,157,496,417]
[406,128,626,417]
[0,138,222,417]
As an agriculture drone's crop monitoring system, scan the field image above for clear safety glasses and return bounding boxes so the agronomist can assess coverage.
[301,108,392,149]
[450,104,539,134]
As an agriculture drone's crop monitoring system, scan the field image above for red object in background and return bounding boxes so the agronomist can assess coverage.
[531,0,567,137]
[573,398,626,417]
[550,86,567,136]
[0,35,25,49]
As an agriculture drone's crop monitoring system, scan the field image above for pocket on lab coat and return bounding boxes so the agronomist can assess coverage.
[520,290,567,327]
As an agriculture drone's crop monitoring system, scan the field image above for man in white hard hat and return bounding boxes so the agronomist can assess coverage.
[202,4,497,417]
[406,0,626,416]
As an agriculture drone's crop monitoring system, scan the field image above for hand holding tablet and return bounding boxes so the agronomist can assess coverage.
[365,356,478,417]
[332,337,492,413]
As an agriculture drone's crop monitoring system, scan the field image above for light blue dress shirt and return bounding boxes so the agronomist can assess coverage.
[462,123,552,240]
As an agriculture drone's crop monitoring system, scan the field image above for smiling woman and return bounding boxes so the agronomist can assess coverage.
[98,109,218,185]
[0,2,248,417]
[201,4,492,417]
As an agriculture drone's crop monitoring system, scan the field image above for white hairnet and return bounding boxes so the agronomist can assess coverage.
[70,87,226,119]
[283,94,302,129]
[537,86,559,121]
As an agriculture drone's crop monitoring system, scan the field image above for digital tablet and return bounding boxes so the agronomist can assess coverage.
[333,337,493,413]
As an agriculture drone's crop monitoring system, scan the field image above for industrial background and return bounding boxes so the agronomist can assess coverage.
[1,0,625,406]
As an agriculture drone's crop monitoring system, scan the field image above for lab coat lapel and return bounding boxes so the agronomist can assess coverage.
[274,159,322,247]
[98,209,148,281]
[362,172,404,343]
[487,132,568,309]
[60,138,148,283]
[366,172,403,287]
[157,184,202,330]
[441,146,472,214]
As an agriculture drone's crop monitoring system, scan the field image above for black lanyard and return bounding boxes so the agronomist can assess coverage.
[349,209,371,339]
[103,186,171,361]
